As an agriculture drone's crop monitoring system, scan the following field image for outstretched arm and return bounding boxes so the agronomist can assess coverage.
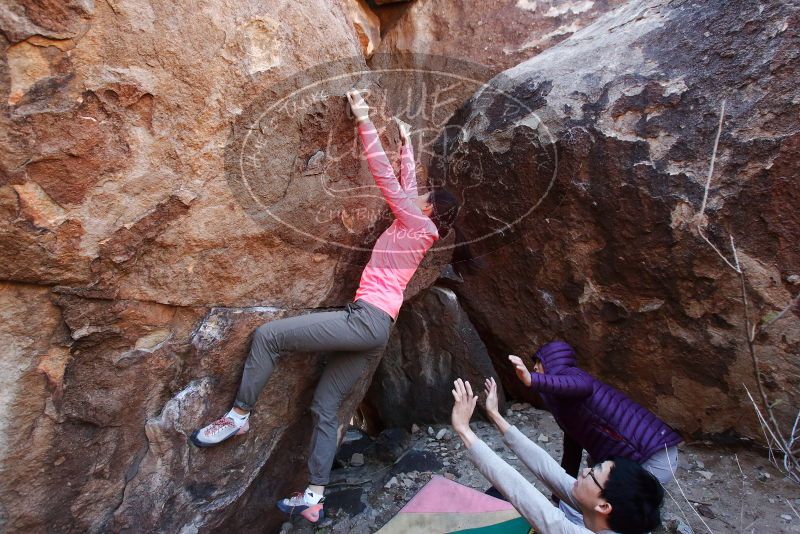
[483,378,580,508]
[530,372,594,398]
[394,118,418,195]
[347,91,427,229]
[455,379,587,533]
[509,354,593,399]
[467,440,587,534]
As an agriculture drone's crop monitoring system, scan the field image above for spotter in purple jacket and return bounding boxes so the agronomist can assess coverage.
[530,340,682,466]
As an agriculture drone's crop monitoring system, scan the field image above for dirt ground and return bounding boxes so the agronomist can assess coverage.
[281,404,800,534]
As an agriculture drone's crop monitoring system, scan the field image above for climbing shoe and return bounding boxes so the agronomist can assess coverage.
[190,414,249,447]
[276,491,325,523]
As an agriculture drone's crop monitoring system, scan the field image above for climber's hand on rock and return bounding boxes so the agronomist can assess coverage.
[484,377,500,416]
[451,378,477,434]
[393,117,412,146]
[347,90,370,123]
[509,355,532,387]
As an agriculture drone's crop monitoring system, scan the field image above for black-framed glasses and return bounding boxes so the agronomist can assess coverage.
[587,463,604,491]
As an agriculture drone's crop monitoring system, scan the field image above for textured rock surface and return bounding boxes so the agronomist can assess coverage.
[435,0,800,439]
[366,286,506,428]
[0,0,406,309]
[368,0,627,190]
[377,0,628,73]
[0,0,413,532]
[348,0,382,58]
[2,0,799,532]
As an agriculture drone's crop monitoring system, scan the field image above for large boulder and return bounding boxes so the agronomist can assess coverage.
[434,0,800,439]
[0,0,433,532]
[0,0,424,308]
[366,285,506,428]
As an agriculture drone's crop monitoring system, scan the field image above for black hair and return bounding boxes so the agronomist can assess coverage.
[428,189,481,276]
[603,457,664,534]
[428,188,459,235]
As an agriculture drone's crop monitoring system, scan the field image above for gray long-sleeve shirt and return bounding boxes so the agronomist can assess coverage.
[467,425,617,534]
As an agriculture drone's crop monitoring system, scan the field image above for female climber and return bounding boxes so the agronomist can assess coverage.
[191,89,463,524]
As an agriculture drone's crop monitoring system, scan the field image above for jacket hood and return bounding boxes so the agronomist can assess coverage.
[534,341,579,376]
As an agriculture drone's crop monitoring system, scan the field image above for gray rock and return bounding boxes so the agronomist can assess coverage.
[672,519,693,534]
[661,513,693,534]
[392,450,443,474]
[697,470,713,480]
[376,428,411,463]
[436,428,452,441]
[435,0,799,444]
[366,287,505,427]
[350,453,365,467]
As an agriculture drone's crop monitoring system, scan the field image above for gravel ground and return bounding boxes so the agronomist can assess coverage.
[281,404,800,534]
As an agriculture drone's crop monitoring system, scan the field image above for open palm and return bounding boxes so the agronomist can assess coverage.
[484,377,499,414]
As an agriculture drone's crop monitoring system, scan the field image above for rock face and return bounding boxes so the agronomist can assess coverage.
[0,0,568,528]
[368,0,627,191]
[1,0,363,307]
[434,0,800,439]
[366,285,506,428]
[2,0,798,532]
[377,0,628,73]
[0,0,430,532]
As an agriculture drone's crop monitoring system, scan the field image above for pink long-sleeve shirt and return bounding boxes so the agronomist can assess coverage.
[353,120,439,320]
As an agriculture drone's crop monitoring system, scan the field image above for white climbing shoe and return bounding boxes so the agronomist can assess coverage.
[190,414,249,447]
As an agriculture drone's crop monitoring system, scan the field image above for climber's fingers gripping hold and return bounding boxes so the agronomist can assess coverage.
[392,117,412,146]
[347,90,370,123]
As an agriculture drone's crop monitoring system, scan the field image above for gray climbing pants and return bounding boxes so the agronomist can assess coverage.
[235,299,393,485]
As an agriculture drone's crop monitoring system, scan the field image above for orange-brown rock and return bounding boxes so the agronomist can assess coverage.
[0,0,398,531]
[2,0,797,531]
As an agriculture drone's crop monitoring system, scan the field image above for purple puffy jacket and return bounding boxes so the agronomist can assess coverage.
[530,341,682,464]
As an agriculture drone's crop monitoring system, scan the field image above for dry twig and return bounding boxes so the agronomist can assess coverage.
[665,446,714,533]
[691,100,800,485]
[735,453,745,532]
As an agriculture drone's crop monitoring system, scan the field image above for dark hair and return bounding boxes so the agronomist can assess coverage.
[428,189,481,276]
[602,457,664,534]
[428,188,459,235]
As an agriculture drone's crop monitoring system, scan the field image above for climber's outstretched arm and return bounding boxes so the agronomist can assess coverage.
[394,117,418,196]
[347,90,427,230]
[452,378,584,533]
